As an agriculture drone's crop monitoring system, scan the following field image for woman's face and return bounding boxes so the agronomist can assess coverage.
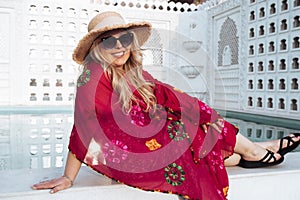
[98,30,133,68]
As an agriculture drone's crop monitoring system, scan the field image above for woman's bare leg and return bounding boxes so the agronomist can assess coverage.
[224,153,241,166]
[225,133,300,167]
[224,133,282,167]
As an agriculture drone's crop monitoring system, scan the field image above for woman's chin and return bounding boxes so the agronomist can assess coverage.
[111,62,125,68]
[111,58,127,68]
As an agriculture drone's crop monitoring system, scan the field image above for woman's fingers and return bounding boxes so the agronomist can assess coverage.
[49,183,67,194]
[32,177,72,193]
[201,124,208,133]
[202,119,224,133]
[32,180,55,190]
[215,119,224,128]
[210,123,222,133]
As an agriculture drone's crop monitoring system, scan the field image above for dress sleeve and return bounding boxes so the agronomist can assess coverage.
[68,62,112,162]
[143,70,221,126]
[69,125,88,161]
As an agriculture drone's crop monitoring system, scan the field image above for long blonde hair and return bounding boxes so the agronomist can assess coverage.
[84,31,156,112]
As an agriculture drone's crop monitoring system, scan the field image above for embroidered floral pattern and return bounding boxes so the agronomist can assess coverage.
[77,69,91,87]
[200,104,212,114]
[102,140,128,164]
[208,151,224,170]
[129,105,149,126]
[164,163,185,186]
[167,121,188,141]
[145,138,162,151]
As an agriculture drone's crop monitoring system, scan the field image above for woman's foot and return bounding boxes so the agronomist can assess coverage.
[256,133,300,156]
[224,153,241,167]
[238,143,283,168]
[238,149,284,168]
[233,133,283,168]
[241,142,281,162]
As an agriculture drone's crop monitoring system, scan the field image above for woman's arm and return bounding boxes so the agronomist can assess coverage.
[32,151,82,194]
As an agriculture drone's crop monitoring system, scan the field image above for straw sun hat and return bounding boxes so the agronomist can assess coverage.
[73,11,152,64]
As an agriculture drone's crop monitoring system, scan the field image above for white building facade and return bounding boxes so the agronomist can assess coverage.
[0,0,299,171]
[1,0,298,119]
[245,0,300,120]
[204,0,300,120]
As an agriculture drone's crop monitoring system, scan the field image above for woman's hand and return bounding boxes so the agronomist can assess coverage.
[201,119,224,134]
[31,175,73,194]
[32,152,81,194]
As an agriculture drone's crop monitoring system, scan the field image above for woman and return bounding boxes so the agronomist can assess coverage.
[32,11,300,199]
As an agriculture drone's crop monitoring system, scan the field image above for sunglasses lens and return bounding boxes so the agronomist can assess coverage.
[101,32,134,50]
[102,37,117,50]
[119,32,133,47]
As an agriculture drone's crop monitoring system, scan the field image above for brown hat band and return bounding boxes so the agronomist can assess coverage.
[92,16,126,31]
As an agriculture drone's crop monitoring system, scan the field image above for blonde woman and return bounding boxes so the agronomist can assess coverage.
[32,11,300,200]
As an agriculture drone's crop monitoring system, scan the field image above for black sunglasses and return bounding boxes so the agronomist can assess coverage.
[100,32,134,50]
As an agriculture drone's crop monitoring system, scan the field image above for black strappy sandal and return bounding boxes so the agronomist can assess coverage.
[277,133,300,156]
[238,149,284,168]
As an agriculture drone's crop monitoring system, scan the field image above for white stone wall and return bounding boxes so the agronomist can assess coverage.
[206,0,300,120]
[0,0,299,118]
[205,0,247,111]
[245,0,300,119]
[0,7,16,105]
[0,0,207,107]
[0,113,73,170]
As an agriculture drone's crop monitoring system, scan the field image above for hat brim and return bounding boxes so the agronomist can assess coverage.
[73,22,152,64]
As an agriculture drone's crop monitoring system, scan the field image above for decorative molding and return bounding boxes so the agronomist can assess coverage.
[209,0,240,15]
[180,65,203,78]
[197,0,229,11]
[207,0,243,110]
[91,0,199,12]
[182,41,202,53]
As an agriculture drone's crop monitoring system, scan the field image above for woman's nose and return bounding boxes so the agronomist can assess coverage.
[115,40,123,49]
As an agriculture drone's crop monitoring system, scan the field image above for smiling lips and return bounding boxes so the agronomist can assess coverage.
[112,51,125,58]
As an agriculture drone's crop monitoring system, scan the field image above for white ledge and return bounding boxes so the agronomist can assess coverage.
[0,152,299,200]
[227,152,300,200]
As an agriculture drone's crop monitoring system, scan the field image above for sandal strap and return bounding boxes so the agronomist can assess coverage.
[279,137,284,151]
[259,150,276,163]
[279,135,296,151]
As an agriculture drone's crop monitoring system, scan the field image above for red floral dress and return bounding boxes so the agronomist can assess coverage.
[69,62,238,200]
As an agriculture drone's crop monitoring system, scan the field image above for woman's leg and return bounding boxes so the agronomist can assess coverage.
[225,133,300,167]
[225,133,282,167]
[224,153,241,166]
[234,133,281,161]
